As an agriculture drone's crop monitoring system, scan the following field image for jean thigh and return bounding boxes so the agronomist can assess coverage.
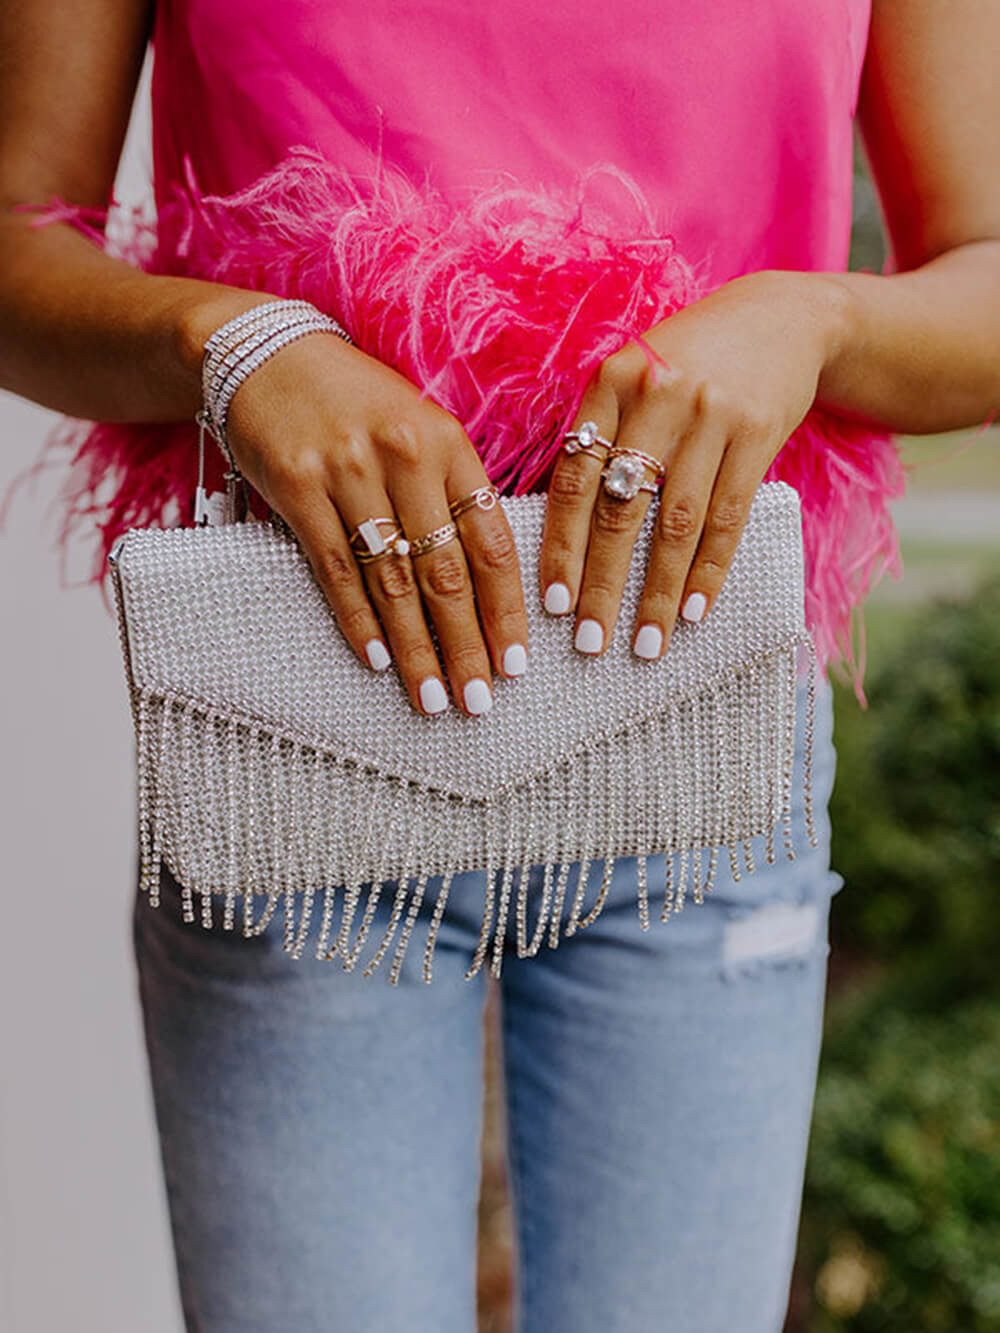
[132,862,490,1333]
[498,678,841,1333]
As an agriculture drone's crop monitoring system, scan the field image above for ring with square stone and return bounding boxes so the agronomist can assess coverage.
[562,419,614,458]
[601,446,665,501]
[348,516,412,562]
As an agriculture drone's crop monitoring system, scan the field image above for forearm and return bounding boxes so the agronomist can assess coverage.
[810,239,1000,434]
[0,211,273,422]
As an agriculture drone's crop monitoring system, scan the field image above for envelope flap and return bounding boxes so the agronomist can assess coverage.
[112,485,805,801]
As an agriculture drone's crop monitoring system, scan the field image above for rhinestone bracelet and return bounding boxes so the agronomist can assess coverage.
[201,300,319,394]
[208,317,333,442]
[199,298,353,470]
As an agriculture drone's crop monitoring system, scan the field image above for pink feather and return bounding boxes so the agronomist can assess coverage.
[20,145,903,690]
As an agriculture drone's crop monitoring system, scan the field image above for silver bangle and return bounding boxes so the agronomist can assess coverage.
[210,317,333,440]
[199,299,354,472]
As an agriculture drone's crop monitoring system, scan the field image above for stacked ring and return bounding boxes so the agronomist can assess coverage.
[408,521,459,558]
[608,446,663,476]
[601,446,664,501]
[449,484,499,519]
[562,419,613,458]
[348,516,411,563]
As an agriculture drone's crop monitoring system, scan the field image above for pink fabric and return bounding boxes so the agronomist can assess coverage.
[28,0,904,687]
[151,0,869,283]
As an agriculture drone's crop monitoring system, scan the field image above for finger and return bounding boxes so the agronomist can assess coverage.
[391,478,496,717]
[572,399,669,656]
[331,490,453,716]
[631,423,728,660]
[446,468,529,680]
[538,375,620,617]
[273,481,394,675]
[360,543,454,715]
[677,438,767,625]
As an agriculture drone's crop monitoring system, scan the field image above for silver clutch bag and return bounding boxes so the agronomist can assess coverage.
[108,482,817,984]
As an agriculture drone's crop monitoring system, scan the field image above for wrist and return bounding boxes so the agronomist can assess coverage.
[753,268,858,373]
[172,284,286,383]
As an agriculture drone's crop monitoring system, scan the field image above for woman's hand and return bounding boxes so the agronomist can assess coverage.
[221,324,529,717]
[539,269,849,658]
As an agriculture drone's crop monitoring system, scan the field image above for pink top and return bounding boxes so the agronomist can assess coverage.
[38,0,903,681]
[151,0,869,284]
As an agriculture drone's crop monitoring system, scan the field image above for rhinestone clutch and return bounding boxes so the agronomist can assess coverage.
[108,482,816,984]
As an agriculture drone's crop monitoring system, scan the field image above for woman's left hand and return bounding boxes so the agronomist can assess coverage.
[538,269,847,658]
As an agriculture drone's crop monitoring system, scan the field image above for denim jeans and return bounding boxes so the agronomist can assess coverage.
[133,676,842,1333]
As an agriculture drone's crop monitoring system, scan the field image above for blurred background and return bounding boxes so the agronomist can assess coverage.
[1,70,997,1333]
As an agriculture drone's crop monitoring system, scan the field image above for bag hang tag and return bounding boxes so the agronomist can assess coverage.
[194,410,247,526]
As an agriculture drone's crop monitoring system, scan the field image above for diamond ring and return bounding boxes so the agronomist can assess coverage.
[601,448,664,501]
[562,420,613,457]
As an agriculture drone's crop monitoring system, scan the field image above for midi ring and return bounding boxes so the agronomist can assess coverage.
[601,447,664,501]
[408,520,459,558]
[349,516,411,562]
[562,419,613,457]
[449,484,499,520]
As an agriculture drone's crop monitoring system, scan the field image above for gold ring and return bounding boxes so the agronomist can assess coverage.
[348,516,411,562]
[449,485,499,520]
[408,521,459,558]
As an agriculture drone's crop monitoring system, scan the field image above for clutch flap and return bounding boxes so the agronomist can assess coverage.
[110,483,805,801]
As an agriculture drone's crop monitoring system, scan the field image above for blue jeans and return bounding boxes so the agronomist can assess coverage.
[133,677,842,1333]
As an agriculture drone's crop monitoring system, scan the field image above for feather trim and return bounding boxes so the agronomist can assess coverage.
[18,145,902,688]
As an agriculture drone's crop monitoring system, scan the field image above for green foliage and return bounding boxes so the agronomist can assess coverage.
[796,573,1000,1331]
[827,572,1000,994]
[800,989,1000,1332]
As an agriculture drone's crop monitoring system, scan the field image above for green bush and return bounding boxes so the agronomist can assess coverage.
[827,572,1000,993]
[794,573,1000,1331]
[799,988,1000,1333]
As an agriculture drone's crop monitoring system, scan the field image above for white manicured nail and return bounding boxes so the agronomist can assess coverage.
[365,639,391,671]
[419,677,449,714]
[463,678,493,715]
[574,618,604,654]
[544,582,572,615]
[503,643,528,676]
[633,624,662,660]
[682,592,707,623]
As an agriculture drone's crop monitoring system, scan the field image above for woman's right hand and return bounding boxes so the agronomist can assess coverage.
[220,321,529,717]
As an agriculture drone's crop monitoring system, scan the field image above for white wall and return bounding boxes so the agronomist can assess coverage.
[0,57,182,1333]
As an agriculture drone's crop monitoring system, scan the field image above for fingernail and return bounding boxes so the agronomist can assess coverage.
[463,678,493,715]
[502,643,528,676]
[681,592,707,623]
[365,639,391,671]
[419,677,449,714]
[574,618,604,654]
[633,624,662,660]
[544,582,572,615]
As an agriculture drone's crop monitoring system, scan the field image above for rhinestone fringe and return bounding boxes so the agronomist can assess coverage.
[125,638,813,984]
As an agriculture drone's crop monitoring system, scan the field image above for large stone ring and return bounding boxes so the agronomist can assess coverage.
[562,420,613,457]
[601,447,664,501]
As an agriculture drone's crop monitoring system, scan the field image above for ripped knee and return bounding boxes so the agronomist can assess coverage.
[719,898,825,981]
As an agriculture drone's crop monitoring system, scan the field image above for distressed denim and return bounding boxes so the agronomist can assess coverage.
[133,676,841,1333]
